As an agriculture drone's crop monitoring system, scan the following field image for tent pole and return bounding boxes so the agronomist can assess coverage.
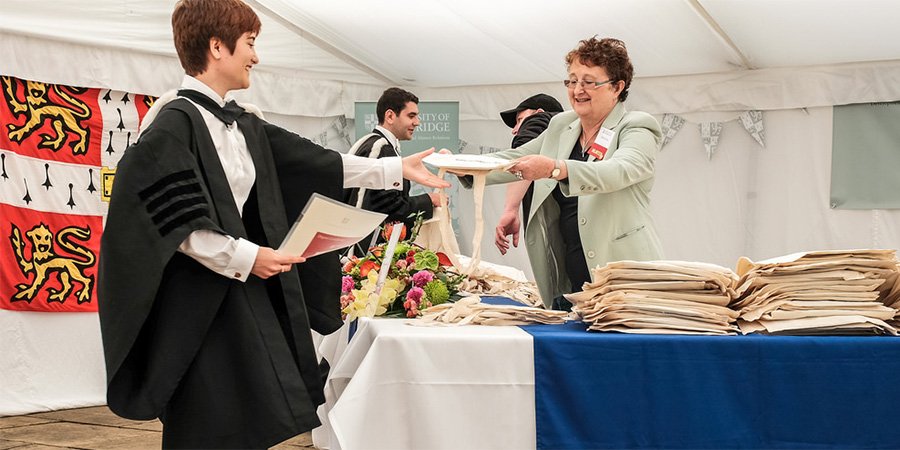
[686,0,754,70]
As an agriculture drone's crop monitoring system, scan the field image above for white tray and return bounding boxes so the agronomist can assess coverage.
[423,153,511,171]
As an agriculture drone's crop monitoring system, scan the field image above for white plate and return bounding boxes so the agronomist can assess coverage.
[423,153,511,171]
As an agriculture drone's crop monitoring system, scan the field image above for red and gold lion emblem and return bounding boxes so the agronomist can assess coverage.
[9,223,96,304]
[2,76,92,155]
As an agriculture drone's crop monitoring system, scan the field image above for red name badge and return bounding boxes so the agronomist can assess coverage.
[587,142,607,160]
[587,127,615,160]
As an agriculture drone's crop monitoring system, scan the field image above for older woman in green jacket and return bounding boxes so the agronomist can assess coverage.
[488,37,664,310]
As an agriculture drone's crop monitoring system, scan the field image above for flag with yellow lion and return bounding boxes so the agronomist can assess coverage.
[0,75,153,312]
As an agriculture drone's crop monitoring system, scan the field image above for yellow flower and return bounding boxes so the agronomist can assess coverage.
[342,291,375,321]
[341,271,406,320]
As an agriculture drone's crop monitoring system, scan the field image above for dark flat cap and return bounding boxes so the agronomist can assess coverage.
[499,93,563,128]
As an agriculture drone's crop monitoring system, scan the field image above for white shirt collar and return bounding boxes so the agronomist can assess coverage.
[374,125,401,151]
[181,75,233,107]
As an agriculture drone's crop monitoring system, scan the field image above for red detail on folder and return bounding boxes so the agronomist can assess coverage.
[302,232,366,258]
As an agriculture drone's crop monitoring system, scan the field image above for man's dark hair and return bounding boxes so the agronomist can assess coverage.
[376,87,419,124]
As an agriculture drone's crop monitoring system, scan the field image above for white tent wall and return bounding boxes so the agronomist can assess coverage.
[5,1,900,416]
[0,312,106,416]
[650,106,900,267]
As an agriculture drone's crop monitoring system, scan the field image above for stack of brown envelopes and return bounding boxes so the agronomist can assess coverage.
[567,261,740,335]
[732,249,899,335]
[417,295,568,326]
[885,262,900,326]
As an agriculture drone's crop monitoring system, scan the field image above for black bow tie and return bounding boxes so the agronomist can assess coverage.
[177,89,245,125]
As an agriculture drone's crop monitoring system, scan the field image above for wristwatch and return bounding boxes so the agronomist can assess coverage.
[550,160,562,180]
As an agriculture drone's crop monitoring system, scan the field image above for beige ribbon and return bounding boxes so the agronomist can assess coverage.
[415,295,568,326]
[433,168,493,275]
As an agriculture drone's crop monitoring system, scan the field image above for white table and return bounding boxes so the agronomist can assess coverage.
[314,318,536,450]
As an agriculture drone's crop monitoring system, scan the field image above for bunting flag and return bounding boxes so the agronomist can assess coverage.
[312,115,353,148]
[0,75,152,312]
[699,122,724,160]
[660,113,685,149]
[739,110,766,148]
[655,110,767,157]
[312,130,328,147]
[329,114,352,147]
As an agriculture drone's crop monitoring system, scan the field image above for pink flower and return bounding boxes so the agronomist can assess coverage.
[406,287,425,304]
[340,293,354,309]
[341,275,354,293]
[395,259,408,270]
[412,271,434,288]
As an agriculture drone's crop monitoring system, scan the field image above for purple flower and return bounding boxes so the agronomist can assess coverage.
[406,287,425,304]
[412,270,434,288]
[341,275,354,293]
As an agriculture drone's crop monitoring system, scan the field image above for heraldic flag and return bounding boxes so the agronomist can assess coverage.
[0,75,153,312]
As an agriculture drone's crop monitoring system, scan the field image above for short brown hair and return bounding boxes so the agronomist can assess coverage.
[172,0,262,76]
[565,37,633,102]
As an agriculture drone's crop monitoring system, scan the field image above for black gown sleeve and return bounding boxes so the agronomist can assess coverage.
[263,123,345,335]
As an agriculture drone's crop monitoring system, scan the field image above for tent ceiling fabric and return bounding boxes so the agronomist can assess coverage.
[3,0,900,115]
[703,0,900,69]
[257,0,748,86]
[6,0,900,86]
[0,0,381,85]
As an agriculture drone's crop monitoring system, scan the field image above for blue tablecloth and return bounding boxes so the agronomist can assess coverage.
[481,295,527,307]
[521,321,900,449]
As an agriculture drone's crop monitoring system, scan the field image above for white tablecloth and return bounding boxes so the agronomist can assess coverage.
[314,318,536,450]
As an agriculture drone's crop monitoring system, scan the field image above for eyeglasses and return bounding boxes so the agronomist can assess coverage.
[563,79,613,90]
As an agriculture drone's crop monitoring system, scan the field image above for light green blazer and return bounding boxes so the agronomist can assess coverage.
[485,102,664,308]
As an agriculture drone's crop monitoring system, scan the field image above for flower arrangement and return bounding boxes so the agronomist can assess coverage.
[340,217,466,320]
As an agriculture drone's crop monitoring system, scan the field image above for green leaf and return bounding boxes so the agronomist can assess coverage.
[414,250,439,271]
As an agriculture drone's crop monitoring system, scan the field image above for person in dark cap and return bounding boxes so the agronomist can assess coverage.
[494,93,563,256]
[499,93,564,142]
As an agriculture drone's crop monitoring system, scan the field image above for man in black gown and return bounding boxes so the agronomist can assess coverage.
[344,87,442,249]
